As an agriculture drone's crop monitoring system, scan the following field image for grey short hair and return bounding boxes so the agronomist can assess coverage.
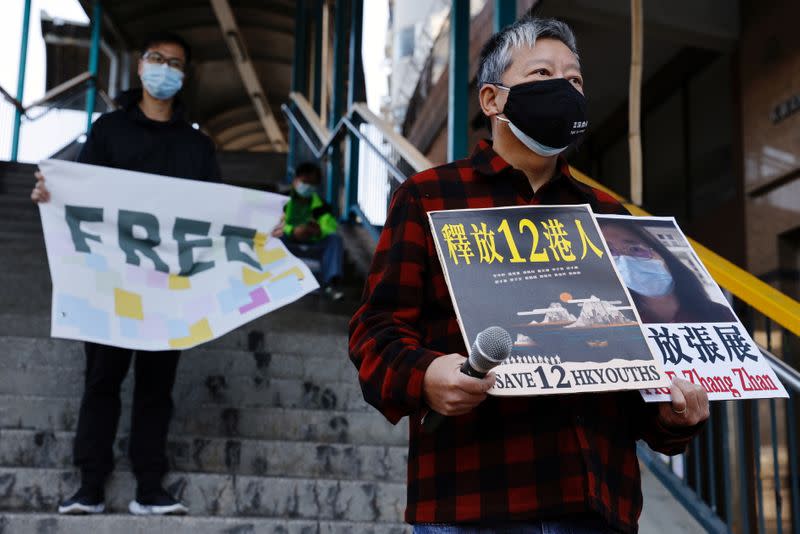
[477,17,579,88]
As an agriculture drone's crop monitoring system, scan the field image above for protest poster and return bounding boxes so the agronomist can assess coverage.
[428,204,669,396]
[596,215,788,401]
[37,159,319,351]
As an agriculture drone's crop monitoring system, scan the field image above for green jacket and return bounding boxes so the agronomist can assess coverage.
[284,191,338,242]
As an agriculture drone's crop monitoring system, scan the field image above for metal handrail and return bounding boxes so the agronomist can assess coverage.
[0,86,24,114]
[24,71,92,112]
[761,346,800,392]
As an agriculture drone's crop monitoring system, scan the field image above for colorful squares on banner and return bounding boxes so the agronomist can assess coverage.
[114,288,144,320]
[119,317,139,338]
[55,294,110,340]
[168,274,191,290]
[183,295,216,324]
[167,320,190,339]
[217,278,252,313]
[146,270,168,289]
[95,270,122,295]
[271,266,305,283]
[141,315,169,339]
[169,318,213,349]
[84,254,108,272]
[239,287,270,314]
[258,246,287,266]
[242,266,271,286]
[266,273,302,302]
[126,265,148,285]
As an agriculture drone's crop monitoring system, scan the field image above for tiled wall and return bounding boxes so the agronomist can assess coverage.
[740,1,800,279]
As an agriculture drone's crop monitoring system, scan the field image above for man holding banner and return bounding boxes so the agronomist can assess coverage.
[32,33,218,516]
[350,18,710,533]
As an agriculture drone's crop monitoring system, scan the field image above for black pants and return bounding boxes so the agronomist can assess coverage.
[73,342,180,492]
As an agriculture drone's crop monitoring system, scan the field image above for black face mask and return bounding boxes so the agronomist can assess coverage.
[494,78,588,156]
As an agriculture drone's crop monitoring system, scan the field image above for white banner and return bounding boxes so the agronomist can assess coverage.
[38,159,319,351]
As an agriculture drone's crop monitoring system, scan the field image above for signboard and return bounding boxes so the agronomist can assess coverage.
[38,159,318,351]
[428,204,669,396]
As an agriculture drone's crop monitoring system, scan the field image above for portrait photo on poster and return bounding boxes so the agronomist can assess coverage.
[596,214,788,402]
[595,215,734,324]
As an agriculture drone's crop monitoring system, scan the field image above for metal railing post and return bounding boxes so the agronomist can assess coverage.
[493,0,516,32]
[86,0,102,132]
[288,0,309,182]
[312,0,324,115]
[10,0,32,162]
[447,0,469,161]
[343,0,363,220]
[326,0,346,214]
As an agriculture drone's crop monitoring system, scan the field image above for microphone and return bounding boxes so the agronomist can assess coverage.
[422,326,513,433]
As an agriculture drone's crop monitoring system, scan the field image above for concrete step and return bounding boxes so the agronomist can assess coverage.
[0,395,406,446]
[0,429,406,483]
[0,367,369,412]
[1,338,359,384]
[0,467,406,521]
[0,219,41,235]
[0,513,411,534]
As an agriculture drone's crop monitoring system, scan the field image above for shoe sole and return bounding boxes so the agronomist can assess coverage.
[58,503,105,515]
[128,500,188,516]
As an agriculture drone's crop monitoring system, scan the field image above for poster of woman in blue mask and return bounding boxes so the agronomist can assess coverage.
[596,216,735,324]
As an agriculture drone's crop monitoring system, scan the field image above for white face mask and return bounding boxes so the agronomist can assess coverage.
[294,181,317,198]
[614,255,674,297]
[496,116,569,157]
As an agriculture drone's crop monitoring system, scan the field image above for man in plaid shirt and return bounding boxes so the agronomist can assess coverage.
[349,18,709,534]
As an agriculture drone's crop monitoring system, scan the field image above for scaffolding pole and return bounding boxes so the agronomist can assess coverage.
[10,0,32,162]
[86,0,102,132]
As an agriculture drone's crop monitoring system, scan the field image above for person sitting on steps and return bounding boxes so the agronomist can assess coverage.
[281,162,345,301]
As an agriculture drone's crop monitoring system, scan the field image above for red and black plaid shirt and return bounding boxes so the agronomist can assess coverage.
[349,141,700,533]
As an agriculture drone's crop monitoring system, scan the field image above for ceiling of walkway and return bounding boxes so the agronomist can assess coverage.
[75,0,296,152]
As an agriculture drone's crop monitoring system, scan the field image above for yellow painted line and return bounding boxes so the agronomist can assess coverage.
[571,166,800,337]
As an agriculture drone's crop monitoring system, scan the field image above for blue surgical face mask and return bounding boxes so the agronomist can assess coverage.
[614,255,674,297]
[141,63,184,100]
[294,181,317,198]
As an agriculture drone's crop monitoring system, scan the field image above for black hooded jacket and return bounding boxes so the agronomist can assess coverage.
[76,89,221,182]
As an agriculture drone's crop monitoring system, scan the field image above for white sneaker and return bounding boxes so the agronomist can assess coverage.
[128,488,188,516]
[58,488,105,515]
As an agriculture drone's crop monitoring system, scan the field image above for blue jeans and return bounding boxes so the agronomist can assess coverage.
[281,233,343,285]
[413,516,617,534]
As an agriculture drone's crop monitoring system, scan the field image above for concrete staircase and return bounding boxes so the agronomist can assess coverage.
[0,161,410,532]
[0,160,704,533]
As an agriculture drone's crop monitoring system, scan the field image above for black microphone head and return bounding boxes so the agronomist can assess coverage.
[469,326,513,373]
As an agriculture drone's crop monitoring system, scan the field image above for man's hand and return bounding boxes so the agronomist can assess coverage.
[31,171,50,203]
[657,378,709,429]
[292,222,321,242]
[422,353,495,416]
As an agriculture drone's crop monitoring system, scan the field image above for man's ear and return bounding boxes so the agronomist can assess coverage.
[137,58,143,78]
[479,83,504,119]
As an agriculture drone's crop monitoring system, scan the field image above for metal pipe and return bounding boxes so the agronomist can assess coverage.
[753,401,766,534]
[86,0,102,132]
[787,394,799,534]
[493,0,516,32]
[10,0,32,161]
[120,51,131,91]
[288,0,308,181]
[447,0,469,161]
[344,0,364,220]
[326,0,346,211]
[769,398,784,534]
